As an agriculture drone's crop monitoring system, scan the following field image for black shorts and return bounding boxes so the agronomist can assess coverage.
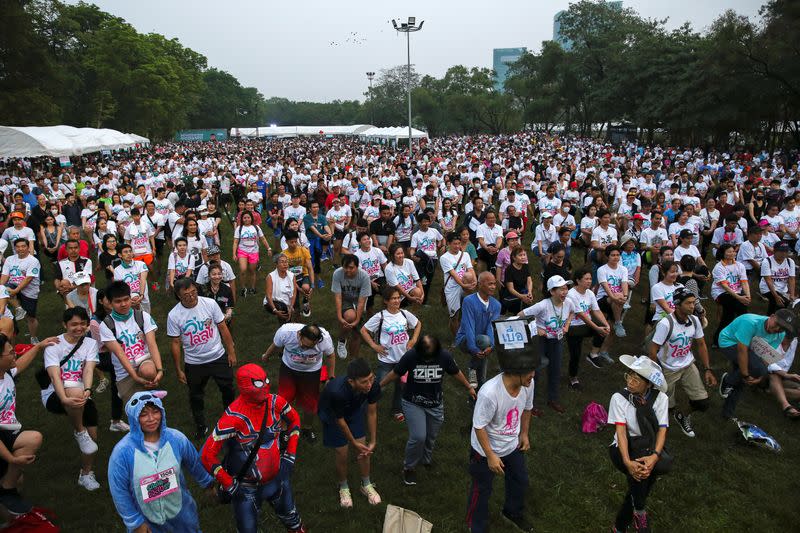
[45,393,99,428]
[18,294,37,318]
[0,428,20,477]
[154,239,166,257]
[597,296,613,318]
[333,229,347,240]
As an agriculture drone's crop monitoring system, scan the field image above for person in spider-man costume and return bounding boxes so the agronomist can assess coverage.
[201,363,306,533]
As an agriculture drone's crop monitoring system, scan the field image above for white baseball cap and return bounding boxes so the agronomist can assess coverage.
[546,275,571,292]
[74,271,92,286]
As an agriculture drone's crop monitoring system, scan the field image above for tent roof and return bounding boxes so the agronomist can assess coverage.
[232,125,375,138]
[359,126,428,139]
[0,126,147,158]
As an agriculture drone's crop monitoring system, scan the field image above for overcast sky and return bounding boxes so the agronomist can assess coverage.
[71,0,764,103]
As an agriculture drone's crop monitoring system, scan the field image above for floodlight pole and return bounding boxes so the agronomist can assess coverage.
[391,17,424,163]
[366,71,375,125]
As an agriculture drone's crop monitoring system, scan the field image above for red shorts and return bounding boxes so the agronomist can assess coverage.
[278,362,321,414]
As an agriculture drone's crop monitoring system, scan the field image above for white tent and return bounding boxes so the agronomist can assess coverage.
[0,126,147,158]
[359,126,428,141]
[231,125,374,138]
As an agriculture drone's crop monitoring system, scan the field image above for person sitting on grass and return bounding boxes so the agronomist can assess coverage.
[767,335,800,419]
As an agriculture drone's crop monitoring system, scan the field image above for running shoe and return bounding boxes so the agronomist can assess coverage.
[109,420,130,432]
[402,469,417,486]
[317,279,325,289]
[338,487,353,508]
[501,510,535,532]
[95,377,109,394]
[586,354,606,369]
[0,489,32,515]
[360,483,382,505]
[468,368,478,389]
[301,300,311,318]
[569,378,582,391]
[599,352,615,365]
[719,372,733,399]
[613,321,627,337]
[74,430,98,455]
[14,307,26,321]
[336,341,348,360]
[78,471,101,491]
[393,412,405,422]
[30,336,39,345]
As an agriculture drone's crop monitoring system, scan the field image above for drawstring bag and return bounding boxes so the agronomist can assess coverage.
[735,419,781,452]
[383,505,432,533]
[1,507,60,532]
[581,402,609,434]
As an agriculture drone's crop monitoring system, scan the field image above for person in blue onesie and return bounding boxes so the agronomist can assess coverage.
[108,390,214,532]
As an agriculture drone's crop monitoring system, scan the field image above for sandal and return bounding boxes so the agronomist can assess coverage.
[783,405,800,419]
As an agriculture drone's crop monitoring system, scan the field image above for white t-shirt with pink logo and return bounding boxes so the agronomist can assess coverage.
[99,311,158,381]
[42,334,100,404]
[363,309,419,364]
[596,263,628,299]
[384,259,419,295]
[471,373,534,457]
[354,247,387,280]
[0,369,20,430]
[167,296,225,365]
[124,221,154,256]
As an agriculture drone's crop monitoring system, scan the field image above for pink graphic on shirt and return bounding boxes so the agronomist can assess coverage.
[502,406,519,435]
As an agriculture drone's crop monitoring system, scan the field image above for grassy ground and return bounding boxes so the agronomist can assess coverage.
[15,216,800,533]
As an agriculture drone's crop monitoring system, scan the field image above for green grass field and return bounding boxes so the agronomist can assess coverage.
[14,217,800,533]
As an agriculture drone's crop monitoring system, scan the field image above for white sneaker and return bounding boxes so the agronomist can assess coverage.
[95,377,109,394]
[78,471,100,491]
[336,341,348,360]
[360,483,381,505]
[74,430,98,455]
[109,420,130,432]
[14,307,26,321]
[29,336,39,345]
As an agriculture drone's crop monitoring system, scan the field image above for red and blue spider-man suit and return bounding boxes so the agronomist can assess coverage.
[201,364,306,533]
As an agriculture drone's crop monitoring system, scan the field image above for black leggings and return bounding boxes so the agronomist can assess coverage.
[565,324,602,377]
[609,445,658,531]
[764,291,789,315]
[713,293,748,344]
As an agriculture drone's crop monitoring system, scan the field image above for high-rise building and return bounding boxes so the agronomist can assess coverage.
[554,1,622,50]
[493,47,527,92]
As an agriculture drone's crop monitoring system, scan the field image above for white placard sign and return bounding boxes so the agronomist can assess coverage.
[495,319,529,350]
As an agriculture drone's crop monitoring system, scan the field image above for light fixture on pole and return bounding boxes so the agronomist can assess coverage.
[366,71,375,125]
[391,16,424,162]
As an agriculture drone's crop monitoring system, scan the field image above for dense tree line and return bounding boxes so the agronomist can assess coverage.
[1,0,797,148]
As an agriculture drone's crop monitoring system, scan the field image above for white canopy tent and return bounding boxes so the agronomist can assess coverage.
[0,126,149,158]
[232,125,374,138]
[359,126,429,141]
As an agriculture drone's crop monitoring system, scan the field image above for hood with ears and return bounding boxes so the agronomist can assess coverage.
[125,390,169,450]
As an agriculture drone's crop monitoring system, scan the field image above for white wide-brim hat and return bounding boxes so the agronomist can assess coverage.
[619,354,668,393]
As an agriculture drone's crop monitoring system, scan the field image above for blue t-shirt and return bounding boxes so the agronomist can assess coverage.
[318,377,380,423]
[718,313,784,349]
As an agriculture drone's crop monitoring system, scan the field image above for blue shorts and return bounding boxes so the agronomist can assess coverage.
[321,409,366,448]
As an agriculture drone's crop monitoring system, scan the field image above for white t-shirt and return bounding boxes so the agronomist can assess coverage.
[652,315,704,371]
[471,373,535,457]
[99,311,158,381]
[522,298,575,339]
[113,261,149,303]
[591,226,618,246]
[384,260,419,295]
[168,252,195,278]
[42,334,100,403]
[650,282,683,322]
[363,309,420,364]
[354,247,386,280]
[596,263,628,299]
[125,221,154,256]
[274,323,334,372]
[760,256,796,295]
[0,369,20,430]
[711,261,747,300]
[233,224,263,255]
[476,223,503,249]
[167,296,226,364]
[673,244,701,263]
[567,288,599,327]
[737,241,767,271]
[607,390,668,445]
[410,228,443,257]
[768,338,797,374]
[439,250,473,293]
[640,227,668,248]
[2,254,41,298]
[267,270,295,306]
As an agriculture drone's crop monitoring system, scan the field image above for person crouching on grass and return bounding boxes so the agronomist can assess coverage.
[318,357,381,508]
[0,336,57,514]
[608,355,670,533]
[42,307,102,491]
[99,280,163,404]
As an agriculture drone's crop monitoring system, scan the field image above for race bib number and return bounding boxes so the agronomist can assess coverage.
[139,467,179,503]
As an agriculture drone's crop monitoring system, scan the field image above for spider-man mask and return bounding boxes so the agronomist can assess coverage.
[236,363,270,404]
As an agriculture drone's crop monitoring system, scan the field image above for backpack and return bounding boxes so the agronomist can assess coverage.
[642,313,700,354]
[103,310,145,340]
[581,402,609,434]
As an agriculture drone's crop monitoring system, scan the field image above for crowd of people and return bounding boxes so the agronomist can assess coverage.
[0,132,798,532]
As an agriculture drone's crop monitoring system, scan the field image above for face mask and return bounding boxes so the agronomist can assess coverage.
[89,204,97,211]
[236,364,270,404]
[50,209,58,216]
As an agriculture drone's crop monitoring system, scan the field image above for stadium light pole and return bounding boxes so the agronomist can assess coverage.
[366,71,375,125]
[391,17,424,162]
